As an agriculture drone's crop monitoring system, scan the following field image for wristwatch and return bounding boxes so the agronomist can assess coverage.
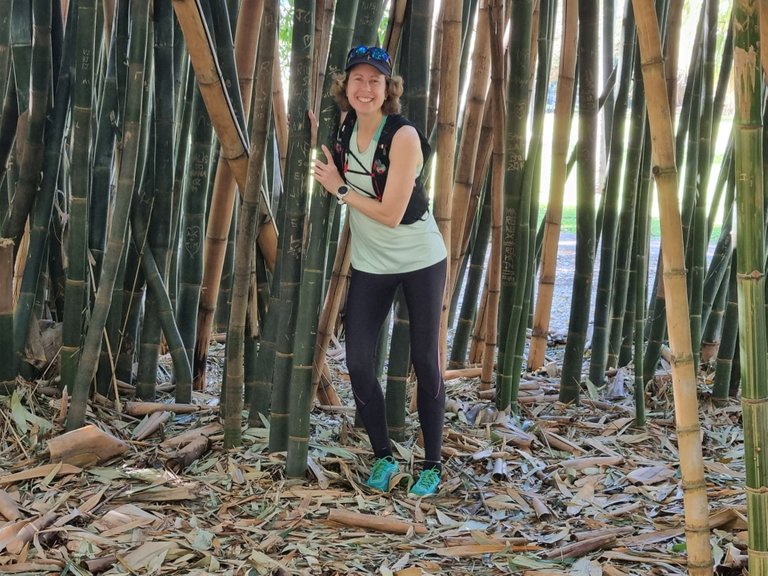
[336,185,349,205]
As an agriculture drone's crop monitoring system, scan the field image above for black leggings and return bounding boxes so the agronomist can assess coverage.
[344,259,447,466]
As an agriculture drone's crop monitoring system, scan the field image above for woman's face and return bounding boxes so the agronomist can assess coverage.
[346,64,387,114]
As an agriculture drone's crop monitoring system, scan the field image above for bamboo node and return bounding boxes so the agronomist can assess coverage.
[680,479,707,491]
[740,396,768,406]
[736,270,764,280]
[675,424,702,435]
[745,486,768,495]
[288,435,310,442]
[747,548,768,558]
[652,165,676,177]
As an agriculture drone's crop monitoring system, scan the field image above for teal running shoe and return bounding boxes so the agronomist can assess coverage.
[366,456,399,492]
[409,468,441,497]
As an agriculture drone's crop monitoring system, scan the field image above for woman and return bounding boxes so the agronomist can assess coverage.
[312,45,447,497]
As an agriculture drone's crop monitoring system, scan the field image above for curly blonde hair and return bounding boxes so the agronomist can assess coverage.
[330,71,403,115]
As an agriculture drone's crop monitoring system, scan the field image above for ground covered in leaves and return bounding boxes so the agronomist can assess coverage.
[0,342,750,575]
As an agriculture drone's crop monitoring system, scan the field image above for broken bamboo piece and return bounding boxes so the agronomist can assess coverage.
[123,401,210,416]
[327,509,426,535]
[46,424,129,466]
[544,533,617,560]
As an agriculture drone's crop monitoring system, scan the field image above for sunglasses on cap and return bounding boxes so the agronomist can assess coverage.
[345,45,392,76]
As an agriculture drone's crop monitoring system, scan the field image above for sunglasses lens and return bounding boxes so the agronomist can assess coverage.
[369,47,390,64]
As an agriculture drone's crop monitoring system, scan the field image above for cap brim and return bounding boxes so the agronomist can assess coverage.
[345,57,391,77]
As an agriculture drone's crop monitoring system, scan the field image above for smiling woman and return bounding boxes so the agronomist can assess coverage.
[311,45,449,498]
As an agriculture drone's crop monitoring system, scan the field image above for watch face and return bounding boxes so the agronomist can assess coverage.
[338,186,349,196]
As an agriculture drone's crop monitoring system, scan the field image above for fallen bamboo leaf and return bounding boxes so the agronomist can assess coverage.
[624,466,676,485]
[0,560,65,573]
[0,489,21,521]
[46,424,129,466]
[118,541,179,572]
[0,463,82,485]
[327,509,427,534]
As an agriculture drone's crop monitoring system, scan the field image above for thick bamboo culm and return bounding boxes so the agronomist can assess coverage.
[630,0,713,573]
[224,0,277,449]
[733,2,768,573]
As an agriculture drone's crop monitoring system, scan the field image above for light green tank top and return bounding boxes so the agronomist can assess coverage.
[344,118,447,274]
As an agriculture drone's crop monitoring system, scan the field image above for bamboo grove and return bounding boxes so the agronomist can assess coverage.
[1,0,767,572]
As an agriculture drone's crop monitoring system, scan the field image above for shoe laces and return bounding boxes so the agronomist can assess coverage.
[416,467,440,488]
[369,457,396,483]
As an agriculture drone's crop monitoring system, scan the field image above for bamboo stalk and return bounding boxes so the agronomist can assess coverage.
[224,0,276,449]
[61,0,96,394]
[732,3,768,574]
[327,509,426,535]
[528,0,577,370]
[631,1,713,572]
[434,0,462,366]
[480,1,504,392]
[0,238,12,387]
[66,0,150,431]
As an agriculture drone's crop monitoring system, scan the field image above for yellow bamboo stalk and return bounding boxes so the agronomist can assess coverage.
[481,0,506,392]
[384,0,407,57]
[435,2,463,365]
[427,1,444,135]
[449,0,492,296]
[528,0,578,370]
[631,1,712,574]
[761,1,768,79]
[272,44,288,173]
[311,222,352,406]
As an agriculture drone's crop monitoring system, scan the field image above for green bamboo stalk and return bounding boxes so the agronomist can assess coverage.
[508,0,555,407]
[711,250,737,402]
[0,6,13,143]
[176,82,214,379]
[13,0,73,371]
[589,0,635,385]
[607,46,645,369]
[3,0,50,259]
[267,0,314,454]
[450,180,490,367]
[0,238,13,387]
[67,0,150,431]
[135,0,176,400]
[496,0,532,411]
[89,16,119,287]
[287,0,362,468]
[559,0,598,404]
[115,244,144,384]
[223,0,276,449]
[732,3,768,572]
[131,196,193,394]
[61,0,96,395]
[215,202,236,332]
[619,132,654,369]
[633,138,652,427]
[700,207,733,340]
[10,0,31,113]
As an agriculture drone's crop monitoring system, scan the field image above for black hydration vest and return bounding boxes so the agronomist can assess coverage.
[332,110,431,225]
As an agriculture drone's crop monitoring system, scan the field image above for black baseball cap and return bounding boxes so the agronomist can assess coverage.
[345,45,393,77]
